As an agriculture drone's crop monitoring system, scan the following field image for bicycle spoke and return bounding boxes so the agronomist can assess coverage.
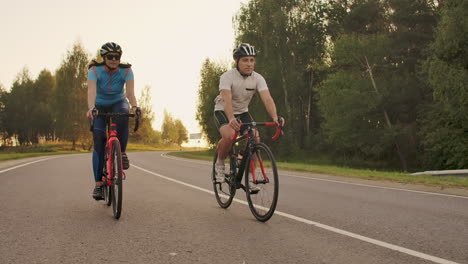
[245,143,279,222]
[111,140,123,219]
[212,150,236,208]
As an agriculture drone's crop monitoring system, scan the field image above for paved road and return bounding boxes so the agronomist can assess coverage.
[0,152,467,264]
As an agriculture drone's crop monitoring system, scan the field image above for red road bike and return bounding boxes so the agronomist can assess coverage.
[90,111,140,219]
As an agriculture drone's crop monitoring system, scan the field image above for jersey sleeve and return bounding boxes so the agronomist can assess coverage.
[256,73,268,92]
[124,68,134,81]
[219,72,232,91]
[87,67,98,81]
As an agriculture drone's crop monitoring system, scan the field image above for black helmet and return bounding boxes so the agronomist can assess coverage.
[100,42,122,57]
[233,43,256,60]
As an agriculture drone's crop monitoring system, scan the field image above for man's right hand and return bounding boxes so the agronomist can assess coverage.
[275,116,285,127]
[229,118,241,131]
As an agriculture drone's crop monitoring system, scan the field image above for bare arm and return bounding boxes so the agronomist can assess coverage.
[125,80,137,108]
[220,89,235,121]
[87,80,97,110]
[86,80,97,119]
[220,89,241,130]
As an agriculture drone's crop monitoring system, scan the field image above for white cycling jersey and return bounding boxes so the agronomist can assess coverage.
[214,69,268,114]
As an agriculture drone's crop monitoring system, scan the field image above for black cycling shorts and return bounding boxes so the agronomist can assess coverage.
[214,111,254,134]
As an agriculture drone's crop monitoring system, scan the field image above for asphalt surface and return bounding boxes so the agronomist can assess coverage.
[0,152,467,264]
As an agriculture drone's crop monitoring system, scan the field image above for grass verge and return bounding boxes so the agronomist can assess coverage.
[169,150,468,189]
[0,142,185,161]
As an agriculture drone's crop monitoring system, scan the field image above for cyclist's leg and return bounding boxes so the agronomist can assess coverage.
[92,117,107,185]
[112,100,130,152]
[238,112,255,137]
[214,111,235,161]
[213,111,235,182]
[92,116,107,200]
[237,113,261,192]
[113,100,130,169]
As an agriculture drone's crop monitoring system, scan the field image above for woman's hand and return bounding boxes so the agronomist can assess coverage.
[86,108,98,120]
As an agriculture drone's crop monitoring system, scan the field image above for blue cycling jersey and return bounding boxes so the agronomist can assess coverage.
[88,65,134,106]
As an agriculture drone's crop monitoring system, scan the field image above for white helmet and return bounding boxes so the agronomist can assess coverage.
[233,43,256,60]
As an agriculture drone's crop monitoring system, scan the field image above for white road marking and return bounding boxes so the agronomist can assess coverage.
[282,173,468,199]
[133,164,460,264]
[161,153,468,199]
[0,157,60,174]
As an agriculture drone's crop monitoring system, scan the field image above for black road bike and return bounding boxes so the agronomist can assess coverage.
[212,121,283,222]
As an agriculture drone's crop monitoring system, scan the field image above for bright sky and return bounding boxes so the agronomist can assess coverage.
[0,0,248,134]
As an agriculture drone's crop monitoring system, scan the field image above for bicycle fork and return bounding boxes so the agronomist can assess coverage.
[249,153,269,184]
[105,123,124,184]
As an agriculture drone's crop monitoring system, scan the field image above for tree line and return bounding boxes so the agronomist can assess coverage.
[196,0,467,171]
[0,43,188,149]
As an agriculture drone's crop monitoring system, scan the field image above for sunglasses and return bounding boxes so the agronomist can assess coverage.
[105,54,121,60]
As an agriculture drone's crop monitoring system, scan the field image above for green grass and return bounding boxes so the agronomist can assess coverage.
[0,151,77,161]
[0,143,83,161]
[0,142,201,161]
[170,150,214,161]
[169,150,468,189]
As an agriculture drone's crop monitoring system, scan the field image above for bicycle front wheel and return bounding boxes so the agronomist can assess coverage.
[245,143,279,222]
[110,140,123,219]
[103,149,112,206]
[103,184,111,206]
[212,150,236,208]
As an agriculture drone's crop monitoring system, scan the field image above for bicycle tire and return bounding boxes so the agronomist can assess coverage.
[245,143,279,222]
[103,150,112,206]
[103,184,112,206]
[212,150,236,208]
[110,140,123,219]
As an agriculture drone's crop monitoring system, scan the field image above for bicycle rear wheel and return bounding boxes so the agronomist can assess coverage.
[110,140,123,219]
[212,150,236,208]
[245,143,279,222]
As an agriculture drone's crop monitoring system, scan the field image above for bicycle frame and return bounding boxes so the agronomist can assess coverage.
[212,119,282,221]
[104,122,121,186]
[90,111,139,185]
[231,122,282,189]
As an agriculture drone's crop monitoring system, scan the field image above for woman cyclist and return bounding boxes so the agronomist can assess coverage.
[86,42,140,200]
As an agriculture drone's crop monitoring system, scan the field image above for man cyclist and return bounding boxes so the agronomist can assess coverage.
[86,42,140,200]
[213,43,284,183]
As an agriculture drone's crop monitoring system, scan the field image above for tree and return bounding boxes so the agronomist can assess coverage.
[130,85,161,145]
[319,29,416,170]
[161,110,188,147]
[32,70,55,141]
[53,41,89,150]
[3,68,35,145]
[0,83,7,145]
[420,0,468,169]
[161,110,176,144]
[174,119,188,148]
[316,0,439,170]
[196,59,227,146]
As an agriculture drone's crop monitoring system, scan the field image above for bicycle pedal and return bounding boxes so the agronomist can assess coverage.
[249,189,260,195]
